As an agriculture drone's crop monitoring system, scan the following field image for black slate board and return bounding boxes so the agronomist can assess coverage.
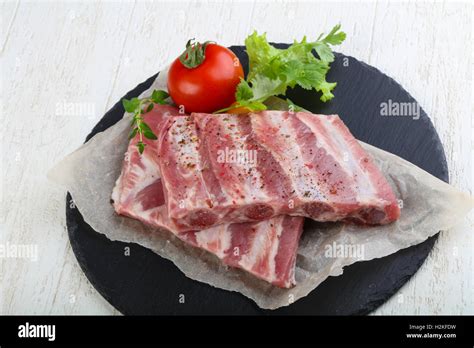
[66,45,448,315]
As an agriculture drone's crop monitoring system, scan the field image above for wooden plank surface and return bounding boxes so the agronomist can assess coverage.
[1,0,472,315]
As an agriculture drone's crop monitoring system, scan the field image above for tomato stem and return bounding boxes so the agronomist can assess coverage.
[179,39,213,69]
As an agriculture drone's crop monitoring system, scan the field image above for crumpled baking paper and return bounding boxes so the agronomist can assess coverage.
[48,70,474,310]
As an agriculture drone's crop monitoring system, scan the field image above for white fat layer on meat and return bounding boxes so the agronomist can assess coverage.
[114,148,198,233]
[131,152,161,212]
[114,149,160,212]
[252,111,327,201]
[112,151,138,205]
[167,118,215,210]
[111,172,123,205]
[238,217,283,283]
[212,115,269,203]
[322,116,379,202]
[111,151,133,205]
[194,224,232,259]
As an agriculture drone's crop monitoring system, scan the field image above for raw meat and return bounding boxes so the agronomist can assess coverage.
[112,105,304,288]
[157,111,400,232]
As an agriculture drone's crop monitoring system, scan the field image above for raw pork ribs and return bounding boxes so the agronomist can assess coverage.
[112,106,304,288]
[157,111,400,232]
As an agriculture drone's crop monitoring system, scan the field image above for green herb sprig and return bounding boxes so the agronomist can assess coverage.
[122,90,170,154]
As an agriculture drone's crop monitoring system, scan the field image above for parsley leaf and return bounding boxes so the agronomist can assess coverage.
[226,24,345,112]
[250,75,286,101]
[235,79,254,100]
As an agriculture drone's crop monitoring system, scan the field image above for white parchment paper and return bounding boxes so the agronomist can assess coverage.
[48,71,473,310]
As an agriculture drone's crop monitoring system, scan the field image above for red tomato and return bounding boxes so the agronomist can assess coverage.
[167,42,244,113]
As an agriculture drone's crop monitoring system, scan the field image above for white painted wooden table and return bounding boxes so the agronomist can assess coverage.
[1,0,472,315]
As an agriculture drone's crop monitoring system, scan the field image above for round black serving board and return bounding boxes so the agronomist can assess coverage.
[67,44,448,315]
